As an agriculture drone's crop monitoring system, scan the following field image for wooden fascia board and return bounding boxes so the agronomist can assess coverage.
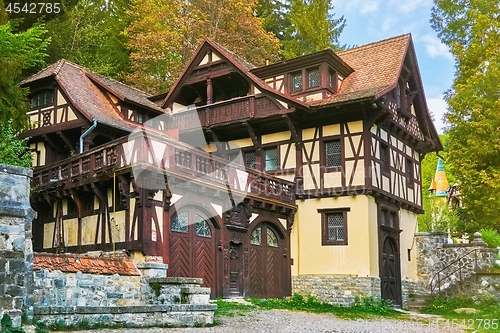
[19,119,89,139]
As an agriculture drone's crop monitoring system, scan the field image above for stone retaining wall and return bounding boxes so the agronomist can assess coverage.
[292,275,381,306]
[0,164,36,327]
[415,232,495,294]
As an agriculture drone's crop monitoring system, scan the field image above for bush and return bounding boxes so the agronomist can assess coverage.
[479,228,500,248]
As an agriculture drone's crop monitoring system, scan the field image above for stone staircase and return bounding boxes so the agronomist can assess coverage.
[407,293,433,312]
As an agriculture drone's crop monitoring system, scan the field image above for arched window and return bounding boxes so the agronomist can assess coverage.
[251,226,262,245]
[171,211,188,233]
[267,228,278,247]
[31,90,54,108]
[195,214,211,237]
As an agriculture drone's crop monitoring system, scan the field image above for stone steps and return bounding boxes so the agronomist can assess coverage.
[407,294,432,312]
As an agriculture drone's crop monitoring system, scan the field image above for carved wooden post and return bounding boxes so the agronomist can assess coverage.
[207,77,213,105]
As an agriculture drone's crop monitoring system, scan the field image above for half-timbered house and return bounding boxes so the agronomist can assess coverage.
[22,33,442,306]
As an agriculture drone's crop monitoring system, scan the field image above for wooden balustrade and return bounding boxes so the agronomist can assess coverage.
[32,132,295,206]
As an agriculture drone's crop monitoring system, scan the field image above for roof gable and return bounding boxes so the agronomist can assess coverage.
[161,39,309,110]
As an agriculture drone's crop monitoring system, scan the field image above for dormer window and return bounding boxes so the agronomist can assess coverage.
[308,68,320,88]
[291,72,302,92]
[30,90,54,108]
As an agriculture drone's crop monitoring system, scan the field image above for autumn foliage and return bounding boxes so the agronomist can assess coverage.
[124,0,280,94]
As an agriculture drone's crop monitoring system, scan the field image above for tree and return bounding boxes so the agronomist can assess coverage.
[0,20,49,167]
[44,0,130,80]
[125,0,281,94]
[431,0,500,233]
[257,0,345,59]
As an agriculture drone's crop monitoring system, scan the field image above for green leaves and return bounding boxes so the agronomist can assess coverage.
[431,0,500,232]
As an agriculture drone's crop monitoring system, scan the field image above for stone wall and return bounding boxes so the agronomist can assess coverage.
[0,164,36,327]
[292,275,381,306]
[415,232,496,294]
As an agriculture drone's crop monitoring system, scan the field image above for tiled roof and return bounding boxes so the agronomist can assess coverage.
[33,253,141,276]
[310,34,411,106]
[22,60,165,114]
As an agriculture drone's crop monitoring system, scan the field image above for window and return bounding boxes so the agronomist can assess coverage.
[67,199,78,215]
[171,211,188,233]
[265,147,278,171]
[84,195,94,212]
[319,208,349,245]
[251,226,262,245]
[380,143,390,173]
[267,228,279,247]
[195,214,211,237]
[406,159,413,185]
[325,140,341,168]
[380,209,398,229]
[30,90,54,108]
[244,151,256,169]
[291,72,302,92]
[137,113,144,124]
[396,83,401,109]
[329,70,336,89]
[308,68,320,88]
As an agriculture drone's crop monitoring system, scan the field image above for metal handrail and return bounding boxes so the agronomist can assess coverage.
[429,248,479,296]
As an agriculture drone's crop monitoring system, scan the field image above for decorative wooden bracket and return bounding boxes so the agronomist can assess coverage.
[283,114,299,144]
[242,121,260,150]
[42,134,63,154]
[57,131,76,152]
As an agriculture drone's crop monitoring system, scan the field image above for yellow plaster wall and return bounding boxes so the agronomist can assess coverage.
[57,90,67,106]
[400,209,418,281]
[64,218,78,247]
[292,196,375,277]
[82,215,98,245]
[228,138,253,149]
[281,144,296,169]
[262,131,290,144]
[303,142,319,161]
[323,124,340,137]
[344,135,363,159]
[348,120,363,133]
[43,223,55,249]
[323,171,342,188]
[303,164,319,190]
[302,128,316,140]
[113,210,126,243]
[367,197,380,277]
[345,160,365,186]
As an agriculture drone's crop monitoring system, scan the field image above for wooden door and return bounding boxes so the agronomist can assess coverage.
[249,223,284,299]
[229,242,243,297]
[381,237,401,306]
[169,207,217,298]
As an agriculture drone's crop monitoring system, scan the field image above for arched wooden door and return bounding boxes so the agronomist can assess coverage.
[249,222,284,299]
[381,237,401,306]
[169,207,217,298]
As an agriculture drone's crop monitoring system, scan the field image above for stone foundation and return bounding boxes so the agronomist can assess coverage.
[292,275,381,306]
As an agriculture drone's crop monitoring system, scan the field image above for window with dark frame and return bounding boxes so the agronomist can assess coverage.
[67,199,78,215]
[380,143,389,173]
[406,158,413,185]
[325,140,341,168]
[396,83,402,109]
[84,195,94,212]
[380,209,398,229]
[291,72,303,92]
[244,151,256,169]
[329,70,335,89]
[308,68,320,88]
[264,147,278,171]
[319,209,349,246]
[30,90,54,108]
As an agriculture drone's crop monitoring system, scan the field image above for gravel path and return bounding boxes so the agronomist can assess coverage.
[69,310,464,333]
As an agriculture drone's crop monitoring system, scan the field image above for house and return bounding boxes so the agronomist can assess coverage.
[22,33,442,306]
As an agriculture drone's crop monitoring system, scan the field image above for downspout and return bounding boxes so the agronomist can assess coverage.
[79,118,98,153]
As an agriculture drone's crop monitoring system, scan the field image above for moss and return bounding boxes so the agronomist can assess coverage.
[149,281,162,297]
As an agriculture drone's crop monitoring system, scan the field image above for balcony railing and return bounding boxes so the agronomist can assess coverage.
[32,131,295,206]
[170,94,288,131]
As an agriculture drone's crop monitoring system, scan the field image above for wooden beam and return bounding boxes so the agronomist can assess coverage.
[242,121,260,149]
[57,131,76,152]
[42,134,63,154]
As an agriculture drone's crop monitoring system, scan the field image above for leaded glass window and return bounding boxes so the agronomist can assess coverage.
[381,210,387,226]
[267,228,278,247]
[245,151,256,169]
[308,68,320,88]
[327,213,344,241]
[171,211,188,233]
[251,227,262,245]
[195,215,211,237]
[31,90,54,108]
[265,148,278,171]
[291,72,302,92]
[326,141,341,168]
[389,213,395,228]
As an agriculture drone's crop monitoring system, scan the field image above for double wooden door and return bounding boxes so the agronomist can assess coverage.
[249,222,284,299]
[169,207,217,298]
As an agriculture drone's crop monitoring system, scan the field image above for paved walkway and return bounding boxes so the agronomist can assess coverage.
[70,310,464,333]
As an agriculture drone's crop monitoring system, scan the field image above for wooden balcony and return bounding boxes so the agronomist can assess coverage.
[32,130,296,207]
[170,94,292,132]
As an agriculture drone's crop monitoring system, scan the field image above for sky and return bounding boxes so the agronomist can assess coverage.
[331,0,455,134]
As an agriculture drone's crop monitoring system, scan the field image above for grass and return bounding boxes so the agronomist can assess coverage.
[421,295,500,332]
[213,294,401,320]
